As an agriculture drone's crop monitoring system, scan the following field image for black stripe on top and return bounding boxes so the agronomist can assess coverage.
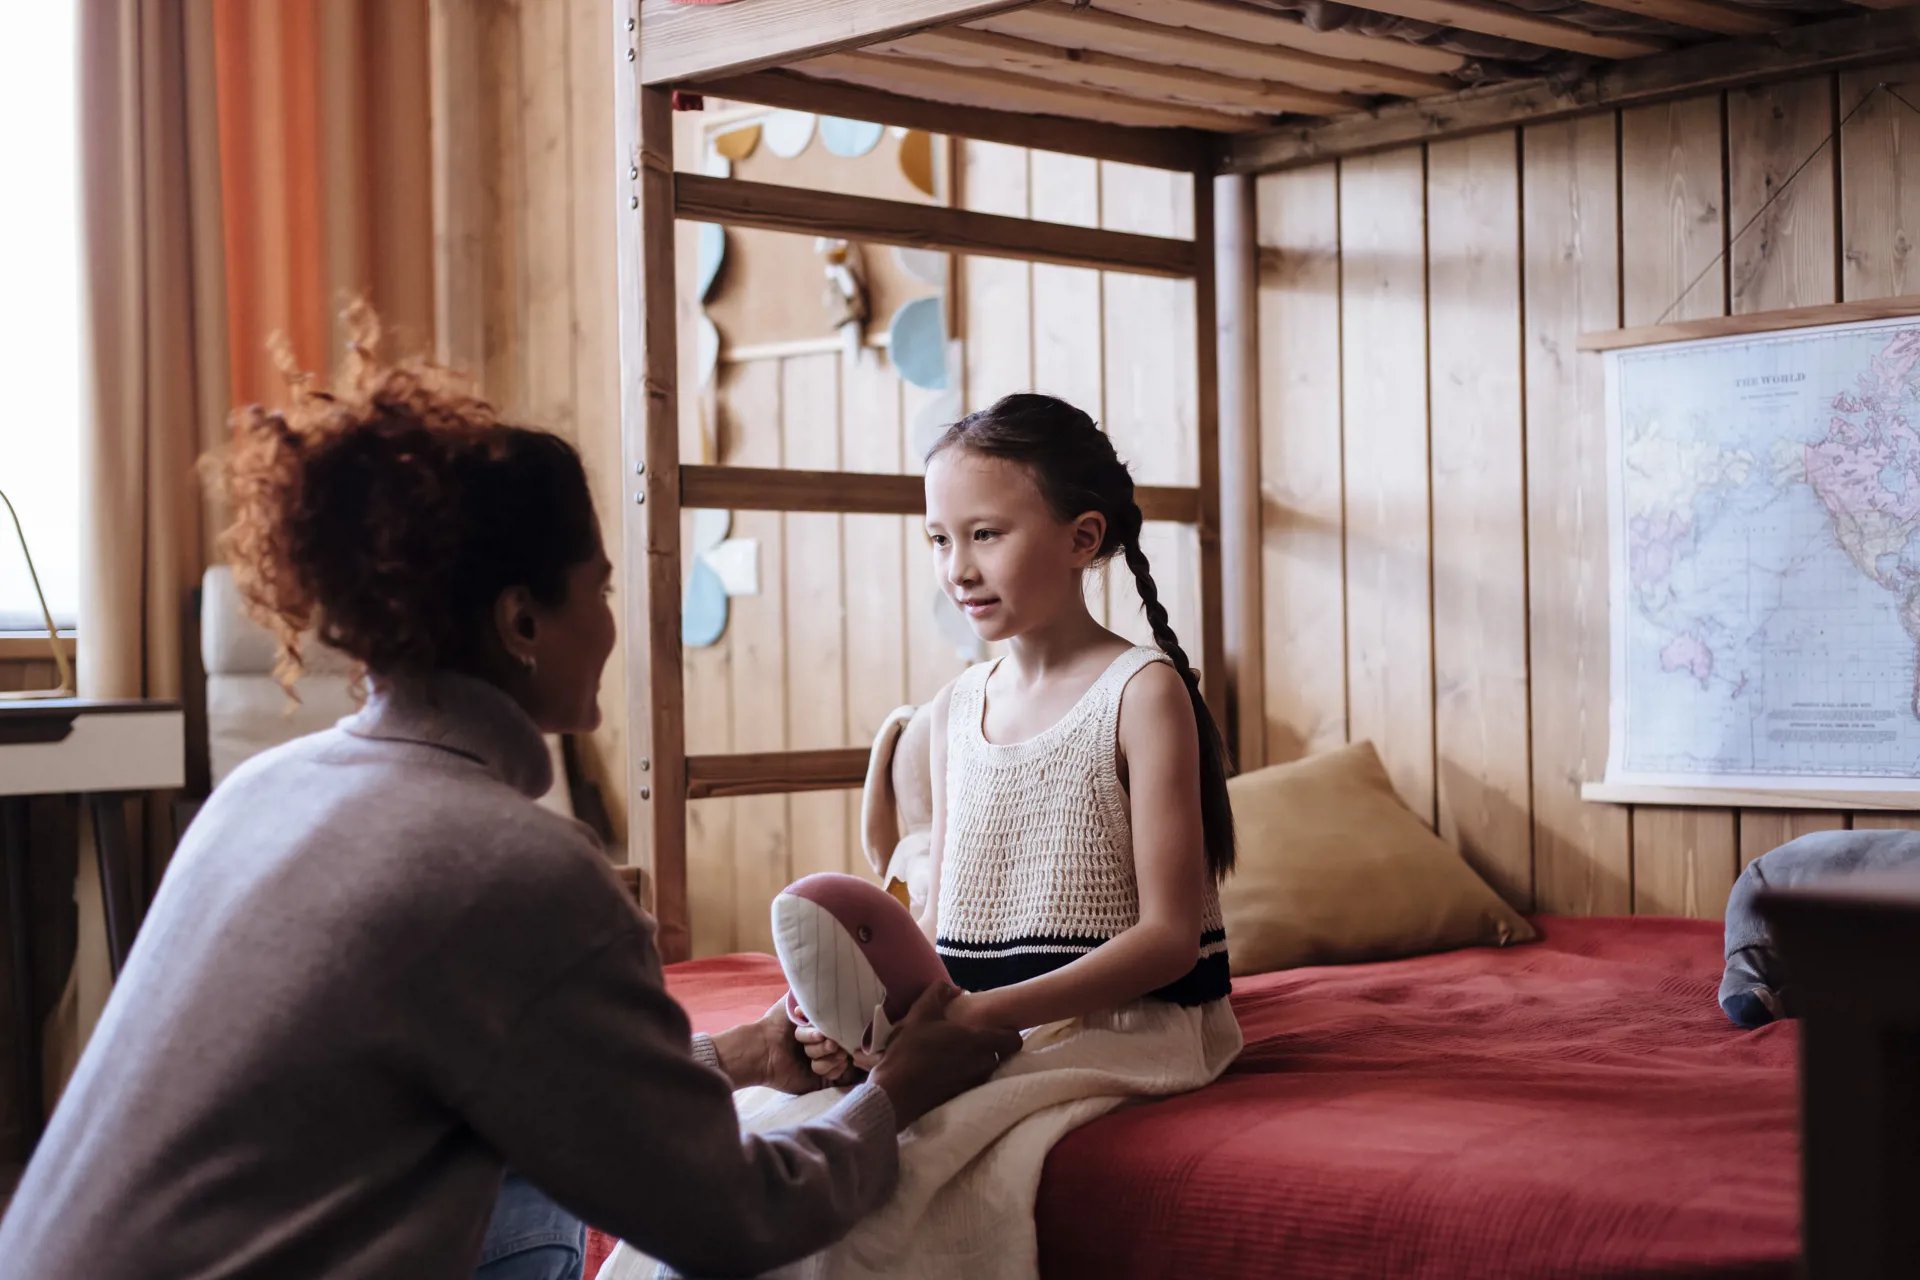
[936,930,1231,1007]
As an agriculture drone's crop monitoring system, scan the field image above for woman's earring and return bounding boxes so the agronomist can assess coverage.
[521,654,538,677]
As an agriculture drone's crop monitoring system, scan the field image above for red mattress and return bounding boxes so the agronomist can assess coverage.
[594,917,1799,1279]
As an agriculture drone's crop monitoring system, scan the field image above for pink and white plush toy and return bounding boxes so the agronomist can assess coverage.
[772,872,950,1061]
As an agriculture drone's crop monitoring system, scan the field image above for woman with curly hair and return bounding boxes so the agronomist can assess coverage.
[0,310,1014,1280]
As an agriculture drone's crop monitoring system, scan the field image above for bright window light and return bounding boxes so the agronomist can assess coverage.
[0,1,81,632]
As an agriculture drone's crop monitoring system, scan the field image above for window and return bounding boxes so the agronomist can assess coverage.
[0,2,81,633]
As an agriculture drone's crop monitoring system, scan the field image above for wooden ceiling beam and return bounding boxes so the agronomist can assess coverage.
[1340,0,1667,59]
[681,68,1207,169]
[1089,0,1466,77]
[639,0,1048,84]
[970,5,1455,100]
[1226,6,1920,172]
[794,49,1269,132]
[1573,0,1780,37]
[877,26,1363,116]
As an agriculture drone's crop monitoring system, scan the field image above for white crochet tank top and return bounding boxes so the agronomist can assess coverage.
[934,646,1230,1005]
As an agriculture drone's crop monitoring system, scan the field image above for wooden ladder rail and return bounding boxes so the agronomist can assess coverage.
[617,3,1228,962]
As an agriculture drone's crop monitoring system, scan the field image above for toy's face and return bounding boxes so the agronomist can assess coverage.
[773,872,949,1054]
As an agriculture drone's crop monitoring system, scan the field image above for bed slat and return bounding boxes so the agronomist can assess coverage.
[686,748,871,800]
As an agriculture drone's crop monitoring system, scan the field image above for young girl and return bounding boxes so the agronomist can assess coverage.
[605,393,1242,1280]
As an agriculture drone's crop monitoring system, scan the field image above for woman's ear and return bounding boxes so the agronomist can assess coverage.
[1069,511,1107,566]
[494,586,540,667]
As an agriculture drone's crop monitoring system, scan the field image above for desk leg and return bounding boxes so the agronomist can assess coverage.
[87,795,140,979]
[2,796,41,1146]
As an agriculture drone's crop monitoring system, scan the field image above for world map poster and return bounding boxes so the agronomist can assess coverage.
[1605,313,1920,795]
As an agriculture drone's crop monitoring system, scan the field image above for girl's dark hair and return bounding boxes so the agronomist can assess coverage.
[929,393,1235,880]
[212,302,599,685]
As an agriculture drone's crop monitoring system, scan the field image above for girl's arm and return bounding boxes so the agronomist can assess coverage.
[949,663,1206,1032]
[917,679,955,944]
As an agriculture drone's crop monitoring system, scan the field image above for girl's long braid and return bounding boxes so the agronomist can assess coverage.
[1119,514,1237,878]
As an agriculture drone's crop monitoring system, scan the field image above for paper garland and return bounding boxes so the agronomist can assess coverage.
[764,110,816,158]
[696,314,721,387]
[683,559,729,648]
[714,123,761,161]
[898,130,936,198]
[703,538,759,597]
[821,117,885,158]
[697,223,726,301]
[888,296,948,391]
[690,506,731,554]
[894,246,947,288]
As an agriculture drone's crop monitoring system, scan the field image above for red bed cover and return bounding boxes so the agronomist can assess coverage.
[619,916,1798,1279]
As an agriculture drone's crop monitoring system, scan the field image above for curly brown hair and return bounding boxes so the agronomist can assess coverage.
[210,302,600,686]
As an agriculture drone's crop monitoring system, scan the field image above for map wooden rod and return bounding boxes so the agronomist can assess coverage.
[1580,294,1920,351]
[674,174,1199,279]
[1583,782,1920,812]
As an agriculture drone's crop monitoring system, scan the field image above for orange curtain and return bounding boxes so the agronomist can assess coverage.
[211,0,433,409]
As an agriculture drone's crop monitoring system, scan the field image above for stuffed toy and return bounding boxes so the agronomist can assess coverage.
[860,702,937,917]
[772,872,949,1060]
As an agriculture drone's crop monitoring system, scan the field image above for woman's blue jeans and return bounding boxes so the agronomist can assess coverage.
[478,1173,587,1280]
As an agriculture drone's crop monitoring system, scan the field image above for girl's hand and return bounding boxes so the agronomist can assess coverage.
[794,1024,858,1085]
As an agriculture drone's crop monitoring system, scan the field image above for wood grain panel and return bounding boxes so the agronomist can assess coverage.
[1254,164,1347,765]
[1523,114,1632,916]
[1729,77,1839,318]
[1030,149,1110,627]
[1727,75,1842,867]
[723,359,789,954]
[1851,813,1920,830]
[1622,95,1739,919]
[1840,63,1920,301]
[1104,162,1201,654]
[1740,810,1847,869]
[1339,147,1434,824]
[843,353,909,877]
[1428,130,1532,909]
[782,356,848,883]
[962,141,1033,415]
[519,0,575,437]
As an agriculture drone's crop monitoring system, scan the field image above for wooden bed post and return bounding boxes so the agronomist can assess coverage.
[1214,171,1263,773]
[1192,162,1228,733]
[614,0,689,962]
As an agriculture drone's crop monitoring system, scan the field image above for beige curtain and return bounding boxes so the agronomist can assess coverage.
[53,0,228,1102]
[52,0,432,1100]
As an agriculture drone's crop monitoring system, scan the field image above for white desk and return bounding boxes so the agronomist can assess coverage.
[0,698,183,1145]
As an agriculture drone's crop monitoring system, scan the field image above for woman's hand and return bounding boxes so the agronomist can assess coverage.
[708,1002,842,1094]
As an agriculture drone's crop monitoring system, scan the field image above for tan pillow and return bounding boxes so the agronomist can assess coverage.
[1221,741,1536,975]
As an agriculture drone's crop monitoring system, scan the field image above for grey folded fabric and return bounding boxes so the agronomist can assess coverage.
[1721,828,1920,1027]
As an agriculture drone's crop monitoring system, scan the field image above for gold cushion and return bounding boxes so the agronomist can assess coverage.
[1221,741,1536,975]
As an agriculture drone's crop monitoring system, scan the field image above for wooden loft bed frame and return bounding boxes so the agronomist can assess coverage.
[610,5,1920,1273]
[613,0,1920,966]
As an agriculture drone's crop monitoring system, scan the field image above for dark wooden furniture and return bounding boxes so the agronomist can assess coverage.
[1759,874,1920,1280]
[0,698,183,1148]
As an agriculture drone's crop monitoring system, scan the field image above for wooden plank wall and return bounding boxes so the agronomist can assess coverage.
[1255,65,1920,921]
[687,144,1201,956]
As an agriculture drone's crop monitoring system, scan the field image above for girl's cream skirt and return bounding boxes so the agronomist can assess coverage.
[599,996,1242,1280]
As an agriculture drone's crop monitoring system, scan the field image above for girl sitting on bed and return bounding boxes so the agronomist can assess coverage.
[791,391,1246,1278]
